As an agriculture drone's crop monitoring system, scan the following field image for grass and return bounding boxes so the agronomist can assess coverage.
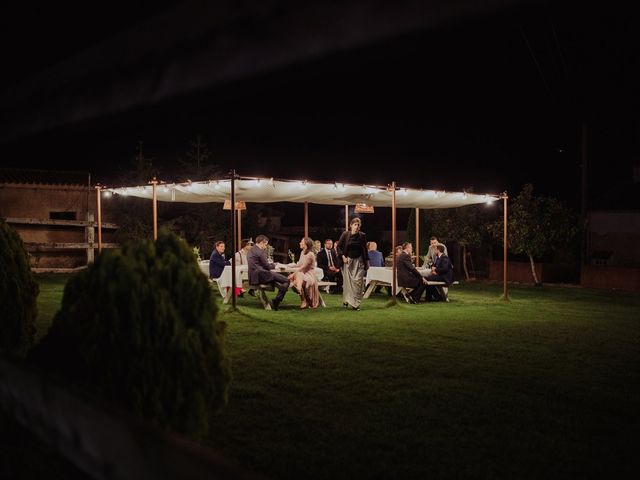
[31,276,640,478]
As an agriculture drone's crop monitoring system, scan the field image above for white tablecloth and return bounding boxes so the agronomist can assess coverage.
[199,261,323,297]
[365,266,431,288]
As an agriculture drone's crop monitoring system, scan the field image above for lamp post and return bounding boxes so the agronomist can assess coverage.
[502,191,509,300]
[151,177,158,240]
[95,184,102,253]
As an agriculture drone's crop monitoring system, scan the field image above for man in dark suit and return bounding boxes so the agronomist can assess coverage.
[316,239,342,293]
[426,244,453,301]
[247,234,290,310]
[209,240,230,279]
[396,242,428,304]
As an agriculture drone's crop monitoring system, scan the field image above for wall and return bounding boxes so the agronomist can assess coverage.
[0,183,113,268]
[581,266,640,292]
[489,261,579,284]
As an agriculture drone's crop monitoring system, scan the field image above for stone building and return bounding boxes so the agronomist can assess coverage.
[0,168,116,270]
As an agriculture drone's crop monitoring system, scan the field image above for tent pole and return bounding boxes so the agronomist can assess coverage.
[95,184,102,253]
[503,192,509,300]
[344,205,348,231]
[151,177,158,240]
[230,170,237,309]
[304,201,309,238]
[391,182,397,300]
[415,207,420,267]
[237,209,242,249]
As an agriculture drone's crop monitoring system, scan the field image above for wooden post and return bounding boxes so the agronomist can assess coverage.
[86,212,95,264]
[230,170,237,310]
[237,209,242,249]
[304,201,309,238]
[415,207,420,267]
[344,205,349,231]
[151,177,158,240]
[503,192,509,300]
[581,122,588,266]
[95,185,102,253]
[391,182,397,300]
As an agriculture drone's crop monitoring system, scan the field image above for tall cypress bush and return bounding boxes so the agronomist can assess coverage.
[31,231,230,439]
[0,219,38,357]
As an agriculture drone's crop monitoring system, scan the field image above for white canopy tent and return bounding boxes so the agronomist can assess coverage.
[104,178,500,209]
[96,174,508,307]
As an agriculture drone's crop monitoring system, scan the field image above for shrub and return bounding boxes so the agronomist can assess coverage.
[31,231,230,439]
[0,219,38,357]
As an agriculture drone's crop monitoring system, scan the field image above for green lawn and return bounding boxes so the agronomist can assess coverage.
[33,276,640,478]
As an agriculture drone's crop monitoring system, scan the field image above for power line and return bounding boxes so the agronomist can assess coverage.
[519,25,549,91]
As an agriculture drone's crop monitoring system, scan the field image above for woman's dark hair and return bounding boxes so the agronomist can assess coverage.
[301,237,314,254]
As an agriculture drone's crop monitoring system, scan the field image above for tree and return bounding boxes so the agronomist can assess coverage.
[178,135,221,180]
[31,231,230,439]
[0,220,38,357]
[406,209,430,258]
[490,184,578,285]
[419,206,492,280]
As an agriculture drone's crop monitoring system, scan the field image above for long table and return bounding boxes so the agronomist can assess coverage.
[364,266,448,299]
[198,261,323,304]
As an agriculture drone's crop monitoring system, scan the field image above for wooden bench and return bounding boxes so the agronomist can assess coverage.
[399,281,459,303]
[249,283,275,310]
[317,281,337,307]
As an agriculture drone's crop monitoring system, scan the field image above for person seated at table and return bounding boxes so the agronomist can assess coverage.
[367,241,384,267]
[426,236,448,268]
[235,238,254,265]
[288,237,320,309]
[247,234,290,310]
[397,242,428,304]
[317,238,342,293]
[234,238,255,296]
[209,240,230,279]
[385,245,403,267]
[425,244,453,301]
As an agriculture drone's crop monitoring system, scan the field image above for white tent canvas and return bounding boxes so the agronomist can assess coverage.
[106,178,500,208]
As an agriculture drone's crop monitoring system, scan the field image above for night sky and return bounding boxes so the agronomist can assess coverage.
[1,1,638,213]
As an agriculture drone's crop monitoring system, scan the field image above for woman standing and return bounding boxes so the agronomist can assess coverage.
[336,217,369,310]
[288,237,320,309]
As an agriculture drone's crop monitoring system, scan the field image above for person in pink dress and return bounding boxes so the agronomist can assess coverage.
[288,237,320,309]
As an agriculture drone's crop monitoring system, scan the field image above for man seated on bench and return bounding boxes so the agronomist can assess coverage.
[247,234,290,310]
[317,238,342,293]
[425,244,453,301]
[397,242,428,304]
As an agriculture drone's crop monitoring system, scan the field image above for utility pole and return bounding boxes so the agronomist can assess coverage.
[581,122,588,266]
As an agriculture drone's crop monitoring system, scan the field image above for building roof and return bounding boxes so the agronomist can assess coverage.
[0,168,90,186]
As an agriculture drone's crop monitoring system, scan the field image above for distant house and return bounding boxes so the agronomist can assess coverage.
[0,168,117,271]
[581,168,640,292]
[587,173,640,268]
